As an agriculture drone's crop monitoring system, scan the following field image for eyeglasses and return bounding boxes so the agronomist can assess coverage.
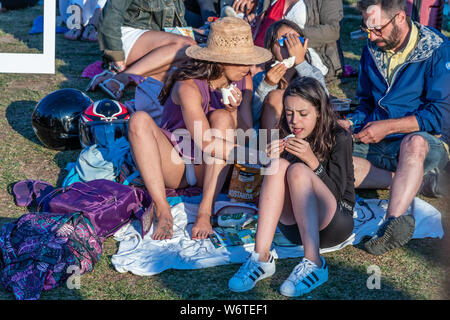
[360,13,399,36]
[277,36,305,47]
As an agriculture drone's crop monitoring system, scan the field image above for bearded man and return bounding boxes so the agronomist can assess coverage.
[339,0,449,255]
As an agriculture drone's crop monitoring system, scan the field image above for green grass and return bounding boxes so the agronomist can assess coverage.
[0,4,449,300]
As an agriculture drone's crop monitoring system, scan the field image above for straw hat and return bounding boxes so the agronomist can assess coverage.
[186,17,272,65]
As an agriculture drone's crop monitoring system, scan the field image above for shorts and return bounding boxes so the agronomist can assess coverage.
[352,132,449,174]
[121,26,147,63]
[278,202,354,249]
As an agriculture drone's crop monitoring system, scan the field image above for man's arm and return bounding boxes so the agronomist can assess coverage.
[354,116,420,144]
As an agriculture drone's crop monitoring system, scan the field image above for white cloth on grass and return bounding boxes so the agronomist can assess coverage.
[111,197,444,276]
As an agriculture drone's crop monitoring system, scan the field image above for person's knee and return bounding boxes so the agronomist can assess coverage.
[128,111,155,138]
[400,134,429,161]
[286,163,312,182]
[209,109,235,129]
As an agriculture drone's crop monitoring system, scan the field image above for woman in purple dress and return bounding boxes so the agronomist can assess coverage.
[128,17,272,240]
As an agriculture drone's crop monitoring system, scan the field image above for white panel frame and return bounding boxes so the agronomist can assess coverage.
[0,0,55,74]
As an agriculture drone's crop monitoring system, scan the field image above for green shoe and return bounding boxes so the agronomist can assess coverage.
[364,215,415,256]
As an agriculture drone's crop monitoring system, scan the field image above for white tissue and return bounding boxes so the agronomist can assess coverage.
[271,56,296,69]
[283,134,295,141]
[221,84,237,105]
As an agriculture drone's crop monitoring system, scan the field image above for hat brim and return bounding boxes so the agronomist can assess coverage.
[185,45,273,65]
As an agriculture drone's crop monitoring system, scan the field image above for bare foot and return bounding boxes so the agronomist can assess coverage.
[152,206,173,240]
[192,212,213,240]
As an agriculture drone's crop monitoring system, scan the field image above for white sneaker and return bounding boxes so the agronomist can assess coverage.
[228,251,276,292]
[280,256,328,297]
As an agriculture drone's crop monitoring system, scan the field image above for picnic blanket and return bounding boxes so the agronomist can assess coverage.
[111,196,444,276]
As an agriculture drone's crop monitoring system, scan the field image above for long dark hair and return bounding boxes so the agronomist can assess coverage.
[158,59,224,105]
[279,77,338,162]
[263,19,312,90]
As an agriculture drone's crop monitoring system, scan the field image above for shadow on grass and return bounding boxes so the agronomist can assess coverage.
[153,257,412,300]
[5,100,40,145]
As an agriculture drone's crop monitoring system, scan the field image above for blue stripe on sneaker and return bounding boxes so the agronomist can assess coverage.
[258,266,265,275]
[301,280,311,288]
[306,275,315,285]
[249,274,256,281]
[311,272,319,282]
[253,270,261,278]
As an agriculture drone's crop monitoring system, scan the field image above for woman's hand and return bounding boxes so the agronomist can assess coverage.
[266,139,286,159]
[285,34,308,66]
[265,63,287,86]
[285,137,319,168]
[232,0,258,15]
[112,60,126,73]
[223,86,243,113]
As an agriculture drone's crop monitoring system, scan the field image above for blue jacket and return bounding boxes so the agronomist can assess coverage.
[347,22,450,140]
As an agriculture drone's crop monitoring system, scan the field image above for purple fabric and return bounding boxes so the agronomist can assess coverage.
[159,78,246,160]
[81,61,104,79]
[13,179,153,241]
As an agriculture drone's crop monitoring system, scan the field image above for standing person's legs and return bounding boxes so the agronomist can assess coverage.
[128,111,190,240]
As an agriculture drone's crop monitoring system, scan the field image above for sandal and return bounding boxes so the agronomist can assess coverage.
[99,78,125,100]
[81,23,98,42]
[86,69,115,92]
[64,27,83,40]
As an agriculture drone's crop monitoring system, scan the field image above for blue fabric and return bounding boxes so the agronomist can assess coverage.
[29,15,69,34]
[62,162,82,188]
[347,24,450,139]
[353,132,449,173]
[167,193,230,207]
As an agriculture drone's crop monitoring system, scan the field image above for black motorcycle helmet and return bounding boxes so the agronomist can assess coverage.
[79,99,130,149]
[31,88,93,150]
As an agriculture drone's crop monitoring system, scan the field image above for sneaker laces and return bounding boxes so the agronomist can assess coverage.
[290,259,317,284]
[235,254,264,280]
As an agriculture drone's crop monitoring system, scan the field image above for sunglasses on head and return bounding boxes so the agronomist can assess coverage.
[278,36,305,47]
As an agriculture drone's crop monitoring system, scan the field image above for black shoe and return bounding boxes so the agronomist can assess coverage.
[419,167,449,198]
[364,215,415,256]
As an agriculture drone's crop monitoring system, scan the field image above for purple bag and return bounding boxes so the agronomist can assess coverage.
[13,179,153,240]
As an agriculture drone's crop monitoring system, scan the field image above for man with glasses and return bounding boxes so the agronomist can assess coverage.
[339,0,449,255]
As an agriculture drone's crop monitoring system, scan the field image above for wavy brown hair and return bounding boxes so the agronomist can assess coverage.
[279,77,338,162]
[158,59,224,105]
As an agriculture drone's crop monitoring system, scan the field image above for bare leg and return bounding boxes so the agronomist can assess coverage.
[353,156,394,189]
[260,89,284,144]
[128,111,189,240]
[254,158,292,261]
[284,163,337,267]
[192,110,236,239]
[126,30,196,80]
[387,134,428,218]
